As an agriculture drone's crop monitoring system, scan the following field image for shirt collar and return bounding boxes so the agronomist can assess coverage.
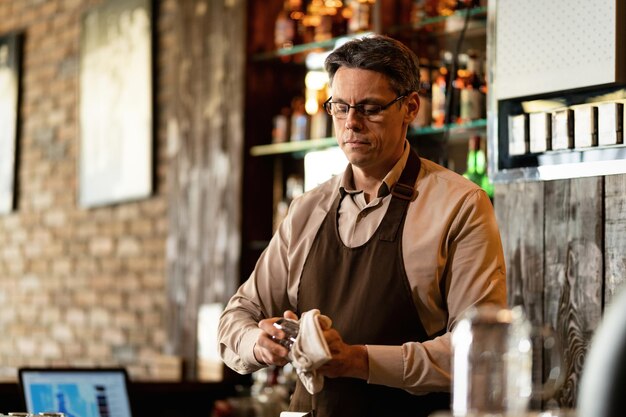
[339,140,411,198]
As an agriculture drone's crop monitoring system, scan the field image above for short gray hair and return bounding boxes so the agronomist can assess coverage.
[324,35,421,96]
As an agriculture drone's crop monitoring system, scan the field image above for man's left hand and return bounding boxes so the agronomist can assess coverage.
[318,327,369,380]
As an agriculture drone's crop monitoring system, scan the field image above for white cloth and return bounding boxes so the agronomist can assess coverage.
[289,309,332,395]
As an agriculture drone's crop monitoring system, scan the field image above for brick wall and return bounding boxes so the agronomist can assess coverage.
[0,0,181,381]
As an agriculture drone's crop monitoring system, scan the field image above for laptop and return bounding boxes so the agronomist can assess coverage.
[18,368,134,417]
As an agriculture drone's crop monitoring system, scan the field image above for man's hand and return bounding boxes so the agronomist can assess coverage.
[318,327,369,380]
[253,310,299,367]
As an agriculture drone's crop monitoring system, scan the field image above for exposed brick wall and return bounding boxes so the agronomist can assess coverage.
[0,0,181,381]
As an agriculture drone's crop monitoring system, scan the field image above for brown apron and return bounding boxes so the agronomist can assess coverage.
[291,149,450,417]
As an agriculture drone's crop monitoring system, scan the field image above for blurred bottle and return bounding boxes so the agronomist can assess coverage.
[274,0,296,49]
[411,58,433,129]
[448,52,467,125]
[432,51,452,127]
[437,0,458,16]
[459,50,486,123]
[463,135,493,199]
[346,0,374,33]
[463,135,481,185]
[290,0,308,44]
[274,174,304,231]
[272,107,291,144]
[290,96,309,141]
[410,0,427,28]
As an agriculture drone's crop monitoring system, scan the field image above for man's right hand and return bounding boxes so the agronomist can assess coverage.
[253,310,298,366]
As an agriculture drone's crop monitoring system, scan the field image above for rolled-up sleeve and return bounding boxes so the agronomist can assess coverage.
[218,216,293,374]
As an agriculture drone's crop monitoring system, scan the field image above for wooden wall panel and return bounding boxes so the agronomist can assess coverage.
[494,181,545,322]
[165,0,246,379]
[496,176,611,409]
[542,177,603,407]
[604,174,626,305]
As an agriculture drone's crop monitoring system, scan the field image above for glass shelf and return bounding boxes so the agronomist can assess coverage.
[250,137,337,156]
[409,118,487,137]
[250,118,487,157]
[406,5,486,28]
[251,32,373,62]
[251,5,487,62]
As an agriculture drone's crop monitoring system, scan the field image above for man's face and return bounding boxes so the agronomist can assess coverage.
[330,67,419,177]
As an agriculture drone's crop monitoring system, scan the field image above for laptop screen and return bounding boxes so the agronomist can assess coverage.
[18,368,133,417]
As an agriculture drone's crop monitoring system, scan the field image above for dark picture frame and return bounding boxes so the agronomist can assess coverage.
[0,33,21,215]
[79,0,153,207]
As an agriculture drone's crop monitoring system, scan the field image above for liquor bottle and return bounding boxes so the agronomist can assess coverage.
[437,0,458,16]
[275,0,296,49]
[463,136,493,199]
[289,0,308,45]
[411,59,433,129]
[346,0,374,34]
[463,135,482,185]
[290,96,309,141]
[432,51,452,127]
[459,50,486,123]
[449,53,467,125]
[410,0,427,28]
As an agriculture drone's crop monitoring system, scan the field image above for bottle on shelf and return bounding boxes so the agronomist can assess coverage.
[272,107,291,144]
[410,0,426,28]
[306,0,333,42]
[346,0,375,34]
[437,0,458,16]
[432,51,452,128]
[449,52,467,125]
[290,96,310,141]
[463,135,493,199]
[305,70,332,139]
[411,58,433,129]
[459,50,486,124]
[274,0,296,49]
[274,175,304,231]
[298,0,349,43]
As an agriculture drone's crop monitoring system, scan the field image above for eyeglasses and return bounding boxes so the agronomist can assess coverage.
[323,95,407,120]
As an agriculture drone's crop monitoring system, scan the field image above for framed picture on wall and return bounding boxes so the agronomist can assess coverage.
[0,33,21,215]
[79,0,153,207]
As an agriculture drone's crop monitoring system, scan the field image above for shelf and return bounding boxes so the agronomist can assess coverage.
[387,6,487,35]
[250,119,487,157]
[250,137,337,156]
[493,145,626,183]
[251,5,487,62]
[251,32,374,62]
[409,118,487,138]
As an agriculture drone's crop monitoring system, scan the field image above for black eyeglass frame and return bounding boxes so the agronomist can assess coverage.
[323,95,408,118]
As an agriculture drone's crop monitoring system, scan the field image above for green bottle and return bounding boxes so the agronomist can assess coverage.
[463,136,494,199]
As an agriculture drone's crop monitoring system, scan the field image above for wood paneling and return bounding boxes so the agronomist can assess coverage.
[494,181,544,323]
[605,174,626,305]
[495,181,545,410]
[166,0,246,379]
[544,177,603,407]
[496,175,611,409]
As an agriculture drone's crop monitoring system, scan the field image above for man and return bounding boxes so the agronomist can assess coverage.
[218,35,506,417]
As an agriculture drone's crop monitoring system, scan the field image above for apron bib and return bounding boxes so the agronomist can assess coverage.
[291,150,450,417]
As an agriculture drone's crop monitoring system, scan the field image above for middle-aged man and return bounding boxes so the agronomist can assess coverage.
[218,34,507,417]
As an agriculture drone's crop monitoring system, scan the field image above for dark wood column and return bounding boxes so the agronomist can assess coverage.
[164,0,246,380]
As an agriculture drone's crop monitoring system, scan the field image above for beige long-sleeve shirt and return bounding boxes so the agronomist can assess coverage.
[218,142,507,394]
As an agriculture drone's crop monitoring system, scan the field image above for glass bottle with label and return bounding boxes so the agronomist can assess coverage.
[459,50,486,123]
[274,0,296,49]
[463,135,493,199]
[432,51,452,127]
